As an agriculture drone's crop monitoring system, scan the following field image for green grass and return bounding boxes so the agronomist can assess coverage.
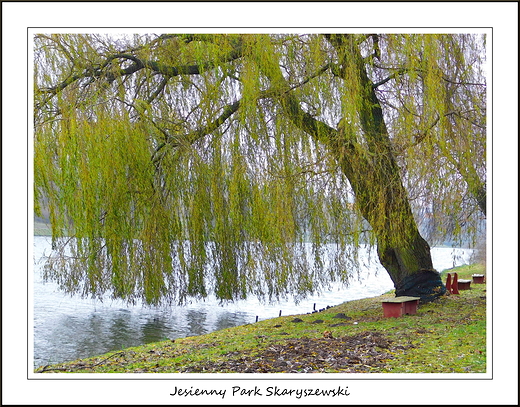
[35,264,486,374]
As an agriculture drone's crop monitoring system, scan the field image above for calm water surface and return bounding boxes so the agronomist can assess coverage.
[32,236,472,368]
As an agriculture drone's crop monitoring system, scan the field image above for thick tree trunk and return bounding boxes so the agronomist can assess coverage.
[333,137,447,302]
[377,229,446,301]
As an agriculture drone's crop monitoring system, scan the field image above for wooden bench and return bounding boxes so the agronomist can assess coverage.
[472,274,485,284]
[457,279,472,290]
[381,296,421,318]
[446,272,459,294]
[446,272,472,293]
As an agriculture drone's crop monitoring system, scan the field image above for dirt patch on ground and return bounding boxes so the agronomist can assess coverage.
[180,331,411,373]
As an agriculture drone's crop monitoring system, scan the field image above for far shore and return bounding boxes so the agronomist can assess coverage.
[34,220,52,236]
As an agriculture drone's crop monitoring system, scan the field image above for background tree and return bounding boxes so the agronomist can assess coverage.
[34,33,486,305]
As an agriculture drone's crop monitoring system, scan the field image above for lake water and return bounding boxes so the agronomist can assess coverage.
[32,236,473,369]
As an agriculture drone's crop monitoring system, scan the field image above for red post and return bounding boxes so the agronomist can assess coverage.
[446,273,452,294]
[451,272,459,295]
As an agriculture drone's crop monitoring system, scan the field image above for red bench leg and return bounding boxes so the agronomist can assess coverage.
[382,302,404,318]
[451,272,459,295]
[446,273,452,294]
[403,300,419,315]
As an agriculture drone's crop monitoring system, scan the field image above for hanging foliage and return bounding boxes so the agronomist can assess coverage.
[34,33,486,305]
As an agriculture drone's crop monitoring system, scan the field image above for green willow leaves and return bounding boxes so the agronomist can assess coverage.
[34,33,486,305]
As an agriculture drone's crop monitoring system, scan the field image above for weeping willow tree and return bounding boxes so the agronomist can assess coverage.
[33,33,486,305]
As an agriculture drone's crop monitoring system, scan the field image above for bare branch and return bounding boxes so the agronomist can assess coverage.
[152,99,242,163]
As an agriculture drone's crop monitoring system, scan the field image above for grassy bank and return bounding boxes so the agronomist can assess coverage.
[36,264,486,374]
